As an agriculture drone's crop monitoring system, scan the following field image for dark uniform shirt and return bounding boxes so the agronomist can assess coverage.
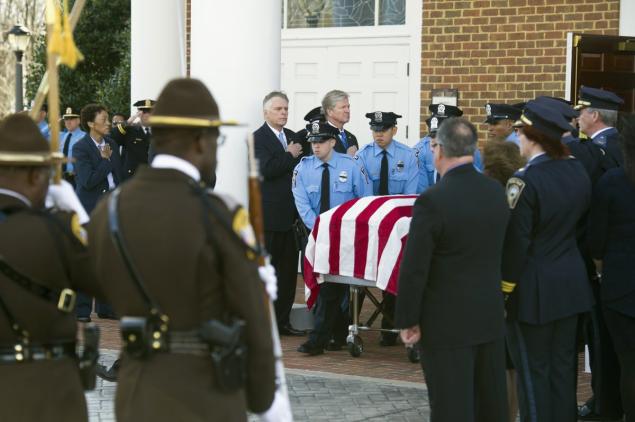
[109,124,151,180]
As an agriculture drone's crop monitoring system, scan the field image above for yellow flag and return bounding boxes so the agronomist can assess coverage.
[46,0,83,68]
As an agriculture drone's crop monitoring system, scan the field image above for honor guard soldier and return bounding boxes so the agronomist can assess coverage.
[355,111,417,346]
[293,121,371,355]
[293,106,325,157]
[503,101,594,422]
[109,99,155,180]
[59,106,86,188]
[0,114,101,422]
[87,78,276,421]
[577,85,625,168]
[484,102,523,146]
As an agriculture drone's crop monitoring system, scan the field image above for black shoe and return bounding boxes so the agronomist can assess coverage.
[380,334,398,347]
[96,359,120,382]
[578,404,602,421]
[97,313,117,320]
[297,341,324,356]
[325,340,343,351]
[279,324,305,336]
[77,316,91,323]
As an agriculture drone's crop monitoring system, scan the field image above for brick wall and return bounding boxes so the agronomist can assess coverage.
[421,0,620,140]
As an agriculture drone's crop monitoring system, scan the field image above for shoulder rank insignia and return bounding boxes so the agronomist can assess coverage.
[506,177,525,209]
[117,123,126,135]
[71,213,87,246]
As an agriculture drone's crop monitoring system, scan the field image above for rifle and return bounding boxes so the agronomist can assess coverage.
[246,134,293,421]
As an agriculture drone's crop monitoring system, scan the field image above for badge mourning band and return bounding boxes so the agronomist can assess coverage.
[338,171,348,182]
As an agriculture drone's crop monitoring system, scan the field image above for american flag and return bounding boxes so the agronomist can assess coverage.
[303,195,418,308]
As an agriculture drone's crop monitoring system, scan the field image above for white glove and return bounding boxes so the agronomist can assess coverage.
[258,264,278,301]
[258,388,293,422]
[46,180,90,225]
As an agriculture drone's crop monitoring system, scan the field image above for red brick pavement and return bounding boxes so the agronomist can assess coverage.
[90,277,592,403]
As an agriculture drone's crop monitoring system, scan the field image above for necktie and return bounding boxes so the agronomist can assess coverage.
[144,127,151,136]
[340,130,348,149]
[278,131,287,151]
[320,163,330,214]
[379,150,389,195]
[62,132,72,173]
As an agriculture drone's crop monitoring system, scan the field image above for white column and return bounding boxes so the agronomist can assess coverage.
[190,1,282,206]
[620,0,635,37]
[131,0,186,111]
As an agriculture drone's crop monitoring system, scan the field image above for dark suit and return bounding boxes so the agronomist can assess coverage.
[72,134,122,318]
[503,155,594,422]
[0,194,101,422]
[254,123,301,328]
[593,127,623,168]
[87,167,275,421]
[589,167,635,421]
[396,163,510,422]
[109,124,150,180]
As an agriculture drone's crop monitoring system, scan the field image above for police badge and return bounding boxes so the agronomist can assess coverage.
[338,171,348,183]
[506,177,525,209]
[311,121,320,134]
[431,117,439,131]
[438,104,445,116]
[374,111,382,122]
[486,104,492,116]
[396,160,405,172]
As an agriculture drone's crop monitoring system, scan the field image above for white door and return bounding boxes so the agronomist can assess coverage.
[282,40,411,148]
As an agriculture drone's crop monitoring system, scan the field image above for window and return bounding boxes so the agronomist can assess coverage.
[284,0,406,29]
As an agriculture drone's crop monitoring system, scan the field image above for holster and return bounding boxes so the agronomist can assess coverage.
[199,318,247,393]
[78,323,100,391]
[120,315,169,359]
[292,219,309,252]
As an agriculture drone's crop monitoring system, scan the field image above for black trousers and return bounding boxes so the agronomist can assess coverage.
[265,229,298,327]
[508,315,578,422]
[603,307,635,422]
[308,283,348,346]
[421,337,508,422]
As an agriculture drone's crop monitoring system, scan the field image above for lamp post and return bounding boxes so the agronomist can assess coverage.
[7,25,31,112]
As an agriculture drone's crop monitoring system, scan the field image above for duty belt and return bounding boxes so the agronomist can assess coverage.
[121,328,209,358]
[0,341,76,364]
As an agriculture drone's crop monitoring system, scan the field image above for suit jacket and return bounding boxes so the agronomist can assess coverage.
[0,194,100,422]
[395,164,510,348]
[503,155,594,324]
[589,167,635,317]
[254,123,300,231]
[87,167,275,420]
[109,124,150,180]
[293,127,359,157]
[72,134,123,213]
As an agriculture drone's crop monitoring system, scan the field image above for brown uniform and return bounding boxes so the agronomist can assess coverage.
[0,193,99,422]
[87,166,276,422]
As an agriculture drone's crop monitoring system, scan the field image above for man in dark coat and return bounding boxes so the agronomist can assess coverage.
[254,91,305,336]
[396,117,509,422]
[109,99,155,180]
[87,78,276,421]
[0,113,101,422]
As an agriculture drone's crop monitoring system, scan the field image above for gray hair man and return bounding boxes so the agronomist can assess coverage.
[322,89,359,155]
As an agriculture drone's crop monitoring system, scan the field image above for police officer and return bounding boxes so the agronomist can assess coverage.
[355,111,417,345]
[0,113,100,421]
[109,99,155,180]
[576,85,624,167]
[502,100,594,422]
[293,106,324,157]
[484,102,523,146]
[59,106,86,188]
[294,121,370,355]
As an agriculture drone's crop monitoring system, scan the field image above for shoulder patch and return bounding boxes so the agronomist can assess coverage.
[232,207,257,250]
[70,213,87,245]
[506,177,526,209]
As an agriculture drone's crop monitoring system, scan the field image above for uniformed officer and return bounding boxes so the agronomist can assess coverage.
[59,106,86,188]
[293,121,371,355]
[0,113,101,422]
[87,78,276,421]
[293,105,324,157]
[109,99,155,180]
[354,111,417,345]
[576,85,624,167]
[502,100,594,422]
[484,102,523,145]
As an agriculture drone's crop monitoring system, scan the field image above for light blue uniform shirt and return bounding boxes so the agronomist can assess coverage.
[59,127,86,173]
[506,130,520,146]
[412,135,484,193]
[293,152,371,230]
[354,139,418,196]
[38,120,50,140]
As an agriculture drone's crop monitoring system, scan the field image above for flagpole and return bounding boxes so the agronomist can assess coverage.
[45,0,62,184]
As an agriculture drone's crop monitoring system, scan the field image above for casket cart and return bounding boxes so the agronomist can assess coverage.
[304,195,420,361]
